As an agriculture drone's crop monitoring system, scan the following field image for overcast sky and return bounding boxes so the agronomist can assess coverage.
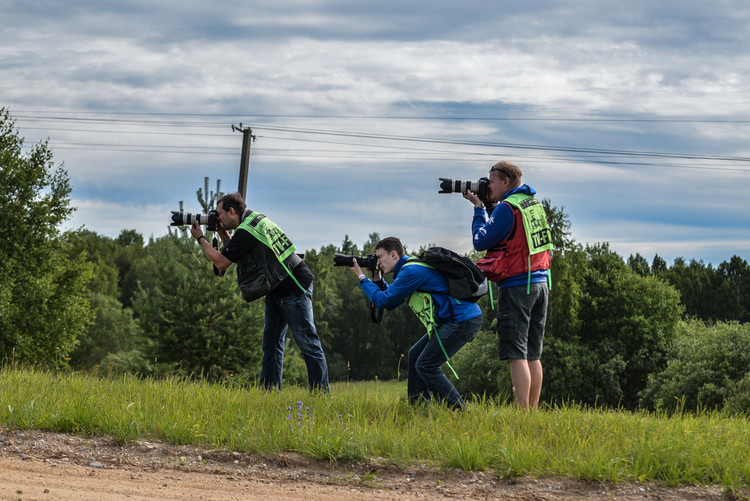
[3,0,749,266]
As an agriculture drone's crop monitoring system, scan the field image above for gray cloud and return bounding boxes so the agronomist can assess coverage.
[3,0,750,265]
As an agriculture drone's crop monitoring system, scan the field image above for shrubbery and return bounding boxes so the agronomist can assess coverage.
[639,319,750,414]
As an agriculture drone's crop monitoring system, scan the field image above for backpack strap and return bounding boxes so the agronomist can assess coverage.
[406,285,459,379]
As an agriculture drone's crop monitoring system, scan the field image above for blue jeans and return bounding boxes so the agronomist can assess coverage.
[407,315,482,410]
[261,284,329,392]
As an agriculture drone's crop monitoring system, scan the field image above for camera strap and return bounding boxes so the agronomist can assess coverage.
[369,274,387,323]
[212,234,225,277]
[369,303,384,323]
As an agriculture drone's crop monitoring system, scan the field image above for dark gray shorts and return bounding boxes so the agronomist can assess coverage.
[496,282,548,361]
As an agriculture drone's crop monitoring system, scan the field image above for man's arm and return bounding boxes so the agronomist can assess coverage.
[472,203,515,251]
[191,222,233,272]
[353,264,421,310]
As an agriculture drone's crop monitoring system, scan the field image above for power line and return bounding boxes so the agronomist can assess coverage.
[249,124,750,164]
[13,109,750,123]
[12,112,750,172]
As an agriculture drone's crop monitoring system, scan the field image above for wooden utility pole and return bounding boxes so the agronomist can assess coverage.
[232,123,255,200]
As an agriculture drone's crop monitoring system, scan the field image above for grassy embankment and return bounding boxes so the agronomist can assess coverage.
[0,367,747,490]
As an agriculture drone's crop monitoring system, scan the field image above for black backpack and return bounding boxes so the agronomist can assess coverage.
[406,246,489,302]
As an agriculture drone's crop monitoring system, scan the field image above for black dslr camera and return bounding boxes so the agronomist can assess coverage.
[334,253,385,324]
[170,210,220,232]
[439,176,498,211]
[438,177,491,202]
[333,253,378,271]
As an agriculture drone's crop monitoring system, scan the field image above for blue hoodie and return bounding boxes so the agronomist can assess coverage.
[359,255,482,324]
[471,184,549,288]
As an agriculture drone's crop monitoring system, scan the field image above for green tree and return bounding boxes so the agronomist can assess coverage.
[68,292,141,371]
[718,255,750,323]
[0,108,93,366]
[65,229,120,298]
[114,229,154,307]
[572,243,683,408]
[132,232,264,381]
[627,253,651,276]
[652,254,668,273]
[640,319,750,414]
[655,258,739,322]
[64,229,154,370]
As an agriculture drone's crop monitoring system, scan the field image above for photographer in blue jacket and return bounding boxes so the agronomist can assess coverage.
[348,236,482,410]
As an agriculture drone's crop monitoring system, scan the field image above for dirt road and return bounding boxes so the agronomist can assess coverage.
[0,429,738,500]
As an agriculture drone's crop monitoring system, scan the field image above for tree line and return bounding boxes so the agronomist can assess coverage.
[2,107,749,414]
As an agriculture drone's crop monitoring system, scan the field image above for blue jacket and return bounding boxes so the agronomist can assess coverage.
[471,184,549,288]
[359,255,482,324]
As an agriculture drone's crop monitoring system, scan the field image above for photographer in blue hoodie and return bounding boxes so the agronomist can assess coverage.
[463,161,553,410]
[348,236,482,411]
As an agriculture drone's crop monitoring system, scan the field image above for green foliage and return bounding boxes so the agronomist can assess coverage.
[64,229,154,371]
[640,319,750,414]
[451,328,510,400]
[718,255,750,323]
[541,198,585,341]
[627,252,651,276]
[131,232,264,381]
[582,244,682,405]
[65,229,120,297]
[457,238,684,409]
[67,292,142,370]
[98,348,155,376]
[655,257,741,322]
[635,254,750,323]
[0,107,93,366]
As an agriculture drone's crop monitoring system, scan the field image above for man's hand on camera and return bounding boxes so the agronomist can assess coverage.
[349,261,364,277]
[216,222,231,245]
[463,190,483,208]
[190,221,204,240]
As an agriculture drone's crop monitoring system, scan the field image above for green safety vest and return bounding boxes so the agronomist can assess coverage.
[238,211,298,263]
[402,260,459,379]
[503,193,554,256]
[234,211,305,301]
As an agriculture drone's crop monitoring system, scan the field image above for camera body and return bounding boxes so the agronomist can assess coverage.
[170,210,220,231]
[333,253,378,271]
[439,177,491,203]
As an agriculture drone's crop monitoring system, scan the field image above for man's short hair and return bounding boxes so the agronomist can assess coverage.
[218,192,246,215]
[490,161,523,186]
[375,236,405,257]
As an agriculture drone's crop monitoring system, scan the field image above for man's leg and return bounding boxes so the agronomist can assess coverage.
[510,359,543,410]
[415,316,482,410]
[407,334,431,405]
[261,295,287,391]
[528,359,543,409]
[509,358,531,409]
[525,282,548,410]
[278,285,329,392]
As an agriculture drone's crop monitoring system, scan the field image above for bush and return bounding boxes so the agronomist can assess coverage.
[639,319,750,414]
[451,329,511,401]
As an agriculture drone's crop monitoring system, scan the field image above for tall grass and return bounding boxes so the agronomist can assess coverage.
[0,367,748,489]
